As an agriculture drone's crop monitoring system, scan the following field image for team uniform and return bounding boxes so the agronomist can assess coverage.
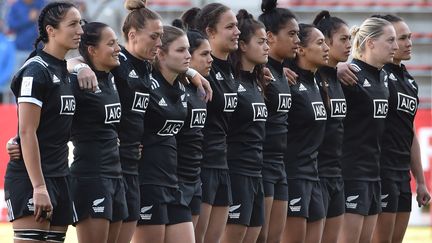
[284,63,327,221]
[111,47,152,221]
[262,57,290,201]
[69,70,127,223]
[137,70,188,225]
[341,59,390,216]
[176,83,206,216]
[316,66,347,218]
[5,50,75,239]
[201,56,238,206]
[379,63,419,213]
[226,70,267,226]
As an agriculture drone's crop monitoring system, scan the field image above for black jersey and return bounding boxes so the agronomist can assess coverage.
[316,66,346,178]
[70,70,122,178]
[176,83,207,183]
[139,70,187,188]
[7,50,74,178]
[201,56,239,170]
[227,70,267,177]
[284,63,327,181]
[380,63,419,181]
[341,59,390,181]
[112,47,152,175]
[263,57,291,167]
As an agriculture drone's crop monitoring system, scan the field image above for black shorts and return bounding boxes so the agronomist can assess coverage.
[178,180,202,216]
[71,177,128,223]
[344,180,381,216]
[4,176,74,226]
[123,173,140,221]
[263,180,288,201]
[137,184,191,225]
[380,179,412,213]
[227,174,264,227]
[287,179,325,222]
[201,168,232,206]
[319,177,345,218]
[262,163,288,201]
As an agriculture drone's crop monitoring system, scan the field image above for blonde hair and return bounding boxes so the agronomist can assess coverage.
[350,17,391,59]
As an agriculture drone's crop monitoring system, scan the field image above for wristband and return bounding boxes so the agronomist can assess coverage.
[73,63,90,74]
[186,68,198,78]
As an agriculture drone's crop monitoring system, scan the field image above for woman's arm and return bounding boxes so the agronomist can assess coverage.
[18,103,52,222]
[410,126,431,207]
[187,69,213,102]
[67,57,98,92]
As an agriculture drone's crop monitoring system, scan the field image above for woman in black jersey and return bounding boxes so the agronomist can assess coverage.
[69,22,127,243]
[190,4,241,243]
[312,11,351,243]
[222,9,269,243]
[4,2,82,242]
[371,15,430,243]
[339,17,398,243]
[172,11,213,228]
[282,24,329,243]
[133,25,193,243]
[257,1,299,242]
[68,1,164,242]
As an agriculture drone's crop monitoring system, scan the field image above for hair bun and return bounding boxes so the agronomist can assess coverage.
[350,25,360,37]
[261,0,277,13]
[312,10,330,26]
[172,19,185,30]
[237,9,253,20]
[124,0,146,11]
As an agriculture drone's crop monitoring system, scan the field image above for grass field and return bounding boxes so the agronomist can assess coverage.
[0,223,430,242]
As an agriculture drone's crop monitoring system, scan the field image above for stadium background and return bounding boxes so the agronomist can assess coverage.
[0,0,430,242]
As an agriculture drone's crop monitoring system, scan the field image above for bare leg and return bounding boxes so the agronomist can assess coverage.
[132,225,165,243]
[282,216,306,243]
[321,215,343,243]
[305,219,324,243]
[165,222,195,243]
[117,221,137,243]
[339,213,364,243]
[359,214,378,243]
[391,212,410,243]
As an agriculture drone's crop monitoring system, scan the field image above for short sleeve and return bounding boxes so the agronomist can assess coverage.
[15,63,50,107]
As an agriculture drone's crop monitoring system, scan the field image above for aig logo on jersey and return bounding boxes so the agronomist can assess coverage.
[312,102,327,120]
[277,93,291,112]
[224,93,238,112]
[252,103,268,121]
[190,109,206,128]
[330,99,347,118]
[105,103,121,123]
[397,92,417,115]
[131,92,149,113]
[157,120,184,136]
[373,99,388,118]
[60,95,75,115]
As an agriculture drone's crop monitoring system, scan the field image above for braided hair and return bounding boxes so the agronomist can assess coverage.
[34,1,76,49]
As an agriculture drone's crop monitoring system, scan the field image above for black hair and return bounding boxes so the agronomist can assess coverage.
[230,9,266,94]
[78,22,110,71]
[371,14,403,23]
[298,23,317,47]
[313,10,348,43]
[34,1,76,49]
[258,0,297,34]
[180,7,201,30]
[123,0,161,42]
[194,3,230,37]
[172,17,208,56]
